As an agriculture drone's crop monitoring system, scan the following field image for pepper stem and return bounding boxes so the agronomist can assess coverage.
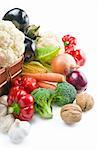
[64,41,69,46]
[8,103,20,115]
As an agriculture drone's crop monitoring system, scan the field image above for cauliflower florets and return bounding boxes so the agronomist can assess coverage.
[37,32,64,53]
[0,20,25,67]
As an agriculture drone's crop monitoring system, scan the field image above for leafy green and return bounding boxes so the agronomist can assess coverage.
[31,88,54,119]
[35,45,60,65]
[53,82,77,106]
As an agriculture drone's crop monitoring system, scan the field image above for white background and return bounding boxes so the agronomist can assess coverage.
[0,0,99,150]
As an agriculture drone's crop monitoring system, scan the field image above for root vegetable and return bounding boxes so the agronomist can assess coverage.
[38,82,56,90]
[21,73,65,82]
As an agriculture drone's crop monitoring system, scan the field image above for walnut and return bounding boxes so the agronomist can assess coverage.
[76,92,94,112]
[60,104,82,124]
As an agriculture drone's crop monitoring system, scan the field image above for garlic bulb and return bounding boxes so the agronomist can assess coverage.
[0,104,7,117]
[0,114,15,133]
[8,119,31,144]
[0,95,8,106]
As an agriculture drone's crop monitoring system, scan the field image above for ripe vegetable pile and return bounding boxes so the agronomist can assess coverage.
[0,8,94,144]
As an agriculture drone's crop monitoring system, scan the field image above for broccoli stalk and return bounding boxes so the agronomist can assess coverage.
[31,88,54,119]
[35,99,52,119]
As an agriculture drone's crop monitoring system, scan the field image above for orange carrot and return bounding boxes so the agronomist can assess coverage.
[21,73,65,82]
[38,81,56,90]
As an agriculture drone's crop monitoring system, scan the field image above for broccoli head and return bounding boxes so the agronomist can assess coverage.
[53,82,77,106]
[31,88,54,119]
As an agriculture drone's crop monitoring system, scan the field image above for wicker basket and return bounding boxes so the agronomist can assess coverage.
[0,56,23,96]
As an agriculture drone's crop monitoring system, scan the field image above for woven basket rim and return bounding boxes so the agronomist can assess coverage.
[0,55,23,71]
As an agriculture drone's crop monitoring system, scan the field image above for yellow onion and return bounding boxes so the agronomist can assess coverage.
[51,53,77,74]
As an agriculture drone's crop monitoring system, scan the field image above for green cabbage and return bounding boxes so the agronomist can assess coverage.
[35,33,62,66]
[35,45,60,65]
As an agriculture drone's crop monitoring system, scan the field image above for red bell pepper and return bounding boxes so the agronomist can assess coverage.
[8,86,34,121]
[12,76,39,93]
[62,34,77,52]
[69,49,86,66]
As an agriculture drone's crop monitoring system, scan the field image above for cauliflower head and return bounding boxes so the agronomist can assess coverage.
[35,32,64,66]
[0,20,25,67]
[37,32,64,51]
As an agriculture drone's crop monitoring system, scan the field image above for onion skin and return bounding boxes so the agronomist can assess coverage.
[66,70,87,92]
[51,53,77,74]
